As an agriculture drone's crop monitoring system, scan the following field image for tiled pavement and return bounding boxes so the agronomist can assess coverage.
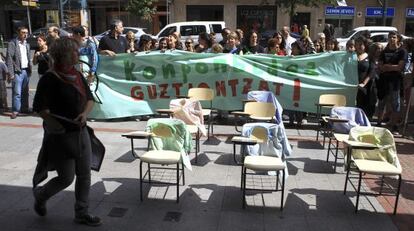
[0,114,413,230]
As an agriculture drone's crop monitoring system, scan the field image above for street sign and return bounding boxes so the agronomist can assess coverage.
[21,0,38,7]
[407,8,414,18]
[366,7,395,17]
[325,6,355,16]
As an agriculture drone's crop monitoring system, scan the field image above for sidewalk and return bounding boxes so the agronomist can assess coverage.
[0,114,412,231]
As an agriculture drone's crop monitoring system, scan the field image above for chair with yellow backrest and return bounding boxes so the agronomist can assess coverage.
[188,88,215,138]
[241,123,290,210]
[315,94,347,147]
[343,126,402,214]
[139,118,192,203]
[232,102,276,132]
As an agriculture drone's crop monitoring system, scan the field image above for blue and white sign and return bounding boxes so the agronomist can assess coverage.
[325,6,355,16]
[407,8,414,18]
[366,7,395,17]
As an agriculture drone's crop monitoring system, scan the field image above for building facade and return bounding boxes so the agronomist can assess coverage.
[170,0,414,39]
[0,0,168,40]
[1,0,413,41]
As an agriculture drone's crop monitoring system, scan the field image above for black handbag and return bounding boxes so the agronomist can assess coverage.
[87,126,105,171]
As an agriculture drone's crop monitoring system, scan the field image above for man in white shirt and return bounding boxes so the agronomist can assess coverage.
[6,26,32,119]
[281,26,297,56]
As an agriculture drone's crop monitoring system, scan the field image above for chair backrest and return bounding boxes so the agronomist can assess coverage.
[251,126,268,143]
[151,123,174,138]
[349,126,400,170]
[188,88,214,101]
[247,91,283,124]
[245,102,276,118]
[319,94,347,107]
[330,106,371,133]
[146,118,192,154]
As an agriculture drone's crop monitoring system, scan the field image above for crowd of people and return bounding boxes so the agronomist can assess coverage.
[0,20,413,128]
[0,20,413,132]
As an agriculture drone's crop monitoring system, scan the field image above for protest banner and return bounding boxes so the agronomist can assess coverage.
[89,50,358,119]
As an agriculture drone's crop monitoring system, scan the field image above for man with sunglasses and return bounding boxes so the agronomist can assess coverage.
[6,26,32,119]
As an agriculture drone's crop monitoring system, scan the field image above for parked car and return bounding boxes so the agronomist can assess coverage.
[337,26,397,50]
[154,21,225,45]
[27,27,72,50]
[93,27,147,42]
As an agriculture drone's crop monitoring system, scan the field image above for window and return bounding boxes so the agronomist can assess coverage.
[211,24,223,33]
[180,25,206,36]
[325,18,354,37]
[405,18,414,37]
[187,5,223,21]
[365,18,393,26]
[371,34,388,43]
[159,26,176,37]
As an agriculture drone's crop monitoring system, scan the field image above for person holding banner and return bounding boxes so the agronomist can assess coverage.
[242,31,264,54]
[355,37,376,120]
[281,26,296,56]
[32,37,101,226]
[223,32,243,55]
[168,33,183,50]
[196,32,214,53]
[98,19,127,56]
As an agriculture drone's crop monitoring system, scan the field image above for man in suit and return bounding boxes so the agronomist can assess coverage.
[6,26,32,119]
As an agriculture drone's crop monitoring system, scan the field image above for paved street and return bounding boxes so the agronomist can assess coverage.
[0,112,413,230]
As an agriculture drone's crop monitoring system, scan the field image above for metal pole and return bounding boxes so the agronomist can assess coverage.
[166,0,169,25]
[382,0,387,26]
[26,5,32,34]
[59,0,64,27]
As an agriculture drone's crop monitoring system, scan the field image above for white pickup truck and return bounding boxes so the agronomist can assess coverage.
[154,21,226,44]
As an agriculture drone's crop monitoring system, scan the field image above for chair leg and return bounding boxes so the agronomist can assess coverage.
[379,175,385,195]
[176,163,180,203]
[322,132,326,148]
[233,143,239,165]
[140,161,143,202]
[316,126,320,141]
[197,130,200,153]
[240,165,244,190]
[195,133,199,164]
[276,170,279,191]
[355,172,363,213]
[148,163,151,183]
[281,169,285,211]
[210,114,214,136]
[181,163,185,185]
[242,167,247,209]
[344,164,351,195]
[333,139,339,172]
[394,174,402,215]
[234,115,241,133]
[327,136,332,162]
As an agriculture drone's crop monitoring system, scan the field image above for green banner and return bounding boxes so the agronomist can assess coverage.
[89,50,358,119]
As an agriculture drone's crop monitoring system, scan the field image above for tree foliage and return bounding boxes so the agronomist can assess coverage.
[127,0,157,21]
[275,0,337,17]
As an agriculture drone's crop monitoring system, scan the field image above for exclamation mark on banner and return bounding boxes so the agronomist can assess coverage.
[293,78,301,107]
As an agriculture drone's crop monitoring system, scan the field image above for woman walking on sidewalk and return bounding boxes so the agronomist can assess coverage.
[32,37,101,226]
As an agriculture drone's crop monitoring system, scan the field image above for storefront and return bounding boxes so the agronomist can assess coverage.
[406,8,414,37]
[236,5,277,38]
[365,7,394,26]
[324,6,355,36]
[186,5,223,21]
